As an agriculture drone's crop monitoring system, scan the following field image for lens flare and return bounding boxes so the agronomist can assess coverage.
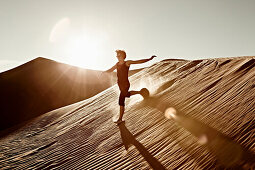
[198,134,208,145]
[49,17,70,43]
[165,107,177,119]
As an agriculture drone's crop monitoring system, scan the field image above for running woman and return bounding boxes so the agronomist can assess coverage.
[103,50,156,123]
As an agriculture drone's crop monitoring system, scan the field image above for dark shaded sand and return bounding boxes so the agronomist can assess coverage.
[0,57,141,132]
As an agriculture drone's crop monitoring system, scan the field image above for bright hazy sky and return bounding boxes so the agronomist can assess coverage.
[0,0,255,72]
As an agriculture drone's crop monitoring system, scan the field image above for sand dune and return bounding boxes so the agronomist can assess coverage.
[0,57,141,132]
[0,56,254,169]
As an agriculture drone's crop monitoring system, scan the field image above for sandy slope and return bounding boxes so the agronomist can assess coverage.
[0,56,254,169]
[0,57,141,131]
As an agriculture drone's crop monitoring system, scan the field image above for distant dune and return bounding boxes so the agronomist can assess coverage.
[0,56,254,169]
[0,57,141,131]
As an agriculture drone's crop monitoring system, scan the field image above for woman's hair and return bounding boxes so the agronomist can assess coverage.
[115,50,126,59]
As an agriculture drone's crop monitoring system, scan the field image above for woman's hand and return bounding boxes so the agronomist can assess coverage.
[98,71,111,83]
[150,55,157,60]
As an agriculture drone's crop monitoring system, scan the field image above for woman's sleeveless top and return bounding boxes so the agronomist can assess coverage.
[116,62,130,85]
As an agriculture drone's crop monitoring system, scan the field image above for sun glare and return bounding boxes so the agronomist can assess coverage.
[49,17,108,70]
[49,17,107,70]
[66,35,102,70]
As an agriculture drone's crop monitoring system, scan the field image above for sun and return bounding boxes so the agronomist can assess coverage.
[65,35,102,70]
[49,18,107,70]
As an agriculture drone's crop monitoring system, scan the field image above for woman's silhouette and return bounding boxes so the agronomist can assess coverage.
[103,50,156,123]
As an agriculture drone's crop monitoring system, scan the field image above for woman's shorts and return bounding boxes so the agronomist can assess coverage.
[118,82,131,106]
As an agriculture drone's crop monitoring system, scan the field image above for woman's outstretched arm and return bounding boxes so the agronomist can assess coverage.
[104,64,117,73]
[126,55,156,66]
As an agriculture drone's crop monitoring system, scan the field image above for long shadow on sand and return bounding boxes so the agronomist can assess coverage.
[117,122,166,170]
[138,96,255,169]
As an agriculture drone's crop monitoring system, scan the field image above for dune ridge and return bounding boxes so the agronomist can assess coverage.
[0,57,140,131]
